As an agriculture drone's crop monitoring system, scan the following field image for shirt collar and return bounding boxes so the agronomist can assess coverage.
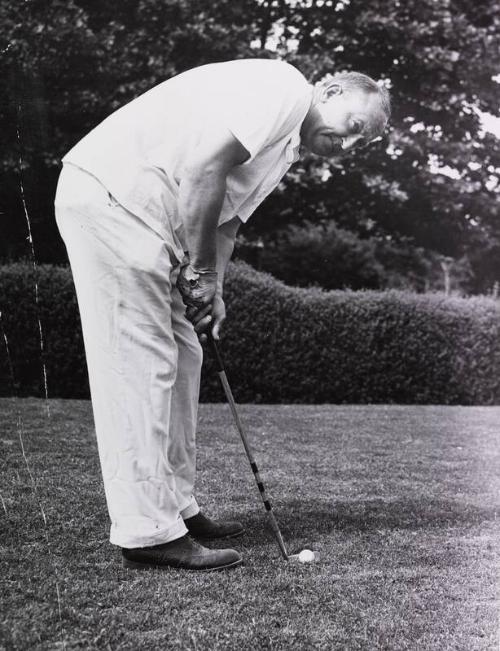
[285,131,301,164]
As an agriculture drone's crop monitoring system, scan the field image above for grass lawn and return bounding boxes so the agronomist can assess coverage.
[1,399,499,650]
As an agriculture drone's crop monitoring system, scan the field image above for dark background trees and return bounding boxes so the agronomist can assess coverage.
[1,0,499,293]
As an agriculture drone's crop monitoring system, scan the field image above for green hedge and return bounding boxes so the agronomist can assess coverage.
[1,262,500,404]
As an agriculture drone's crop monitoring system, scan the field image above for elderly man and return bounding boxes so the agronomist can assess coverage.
[55,58,390,572]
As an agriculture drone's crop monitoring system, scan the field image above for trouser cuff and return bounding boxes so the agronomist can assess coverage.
[110,518,188,549]
[180,497,200,520]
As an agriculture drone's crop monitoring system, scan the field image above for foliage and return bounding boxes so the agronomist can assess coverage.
[2,262,500,404]
[255,220,476,293]
[204,262,500,404]
[1,0,500,292]
[255,220,474,292]
[0,0,258,262]
[259,221,385,290]
[0,262,88,398]
[247,0,500,291]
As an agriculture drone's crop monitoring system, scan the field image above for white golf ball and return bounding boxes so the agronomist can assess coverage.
[298,549,315,563]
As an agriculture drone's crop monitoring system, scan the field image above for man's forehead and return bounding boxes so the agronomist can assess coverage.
[364,109,388,139]
[352,92,388,138]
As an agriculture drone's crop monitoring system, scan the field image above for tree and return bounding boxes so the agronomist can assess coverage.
[0,0,260,262]
[259,220,386,290]
[1,0,499,292]
[247,0,500,291]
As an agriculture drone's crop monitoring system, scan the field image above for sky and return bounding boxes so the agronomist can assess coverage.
[481,111,500,138]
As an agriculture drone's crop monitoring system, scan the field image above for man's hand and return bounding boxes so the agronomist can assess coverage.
[177,263,218,328]
[189,294,225,343]
[211,294,226,341]
[177,264,227,341]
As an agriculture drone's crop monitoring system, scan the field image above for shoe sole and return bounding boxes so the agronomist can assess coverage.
[122,557,244,572]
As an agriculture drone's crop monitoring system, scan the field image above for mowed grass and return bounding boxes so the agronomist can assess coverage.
[1,399,499,650]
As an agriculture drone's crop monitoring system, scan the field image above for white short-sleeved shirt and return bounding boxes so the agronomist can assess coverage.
[63,59,313,258]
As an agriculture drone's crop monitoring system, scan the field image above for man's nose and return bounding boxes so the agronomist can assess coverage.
[341,134,364,150]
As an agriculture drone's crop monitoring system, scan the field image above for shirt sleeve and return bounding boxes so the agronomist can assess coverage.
[213,61,311,163]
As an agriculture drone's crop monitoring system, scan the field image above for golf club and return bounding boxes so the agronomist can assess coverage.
[207,331,319,564]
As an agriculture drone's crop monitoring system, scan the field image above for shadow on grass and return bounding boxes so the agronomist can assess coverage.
[235,496,498,547]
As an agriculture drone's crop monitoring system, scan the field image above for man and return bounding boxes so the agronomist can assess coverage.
[55,58,390,572]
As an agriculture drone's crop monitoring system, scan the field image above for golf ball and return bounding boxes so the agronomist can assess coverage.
[298,549,315,563]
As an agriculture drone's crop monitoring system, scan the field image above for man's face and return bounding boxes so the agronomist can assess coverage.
[301,86,388,157]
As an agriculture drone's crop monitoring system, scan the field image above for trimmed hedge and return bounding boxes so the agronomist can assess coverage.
[0,263,88,399]
[1,262,500,404]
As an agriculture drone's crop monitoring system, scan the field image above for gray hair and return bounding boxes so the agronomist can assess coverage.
[320,71,392,120]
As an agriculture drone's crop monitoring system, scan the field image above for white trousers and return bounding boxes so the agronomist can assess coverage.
[55,165,202,548]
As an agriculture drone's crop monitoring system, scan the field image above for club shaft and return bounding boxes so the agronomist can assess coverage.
[210,340,289,560]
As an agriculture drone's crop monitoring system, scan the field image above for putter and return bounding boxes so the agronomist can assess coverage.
[207,332,319,564]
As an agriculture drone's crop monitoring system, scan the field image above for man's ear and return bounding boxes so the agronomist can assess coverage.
[325,83,343,99]
[313,79,343,104]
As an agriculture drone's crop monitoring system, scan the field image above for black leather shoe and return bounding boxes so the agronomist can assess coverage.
[122,535,243,571]
[184,512,244,539]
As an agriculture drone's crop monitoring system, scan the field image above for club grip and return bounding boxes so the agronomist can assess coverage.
[207,331,225,373]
